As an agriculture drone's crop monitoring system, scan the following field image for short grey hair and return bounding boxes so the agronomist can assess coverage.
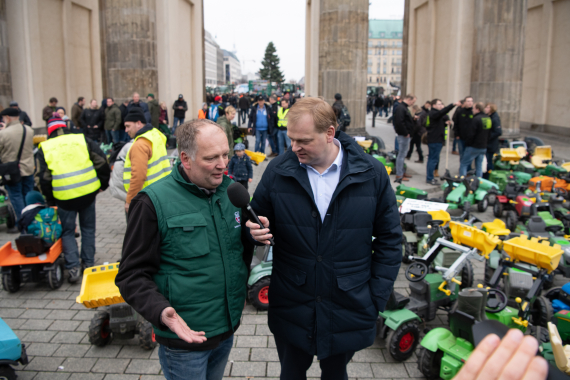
[176,119,225,160]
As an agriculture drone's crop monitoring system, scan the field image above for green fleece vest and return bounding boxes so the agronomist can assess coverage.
[141,167,248,339]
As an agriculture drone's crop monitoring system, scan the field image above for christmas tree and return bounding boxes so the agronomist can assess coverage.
[259,42,285,83]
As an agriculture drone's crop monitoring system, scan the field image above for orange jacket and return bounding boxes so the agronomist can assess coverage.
[198,109,206,119]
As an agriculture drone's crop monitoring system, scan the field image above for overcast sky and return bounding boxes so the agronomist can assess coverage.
[204,0,404,82]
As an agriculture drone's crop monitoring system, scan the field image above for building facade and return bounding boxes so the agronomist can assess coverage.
[216,47,224,85]
[402,0,570,136]
[222,50,241,85]
[367,20,403,89]
[2,0,204,129]
[205,31,219,86]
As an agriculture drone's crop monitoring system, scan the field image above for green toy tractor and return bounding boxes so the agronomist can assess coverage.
[373,151,406,175]
[395,184,428,200]
[488,170,532,192]
[440,170,499,212]
[0,190,17,232]
[247,245,273,311]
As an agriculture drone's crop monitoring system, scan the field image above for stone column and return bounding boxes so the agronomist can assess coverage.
[99,0,158,103]
[318,0,368,135]
[0,0,12,108]
[470,0,527,136]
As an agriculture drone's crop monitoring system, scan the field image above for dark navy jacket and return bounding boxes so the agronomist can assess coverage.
[250,131,402,359]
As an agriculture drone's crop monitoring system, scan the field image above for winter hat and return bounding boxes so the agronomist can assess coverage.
[147,93,154,99]
[47,114,66,135]
[0,107,19,117]
[25,191,45,206]
[124,108,146,123]
[234,143,245,151]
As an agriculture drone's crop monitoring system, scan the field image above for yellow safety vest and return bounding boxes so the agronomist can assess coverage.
[40,134,101,200]
[123,128,171,191]
[277,107,289,128]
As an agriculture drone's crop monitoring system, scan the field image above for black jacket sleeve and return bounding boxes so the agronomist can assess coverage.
[80,110,88,128]
[85,137,111,190]
[370,161,403,312]
[115,194,171,330]
[36,148,55,206]
[431,103,455,122]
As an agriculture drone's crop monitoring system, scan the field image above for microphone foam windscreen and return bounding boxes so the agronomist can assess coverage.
[227,182,250,208]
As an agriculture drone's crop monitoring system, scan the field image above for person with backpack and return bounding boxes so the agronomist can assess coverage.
[209,96,225,122]
[332,94,351,132]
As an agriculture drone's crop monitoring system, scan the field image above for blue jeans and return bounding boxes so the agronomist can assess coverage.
[396,135,410,177]
[277,130,291,155]
[173,117,185,135]
[255,129,268,153]
[452,137,459,152]
[460,147,487,178]
[158,335,233,380]
[426,143,443,181]
[383,106,389,116]
[458,139,472,172]
[59,200,96,269]
[5,175,35,224]
[105,130,113,144]
[111,130,121,144]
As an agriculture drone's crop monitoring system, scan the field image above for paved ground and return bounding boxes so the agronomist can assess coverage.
[0,114,566,379]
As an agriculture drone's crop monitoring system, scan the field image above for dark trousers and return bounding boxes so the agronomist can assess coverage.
[237,180,249,190]
[5,175,35,224]
[406,134,423,161]
[239,109,247,125]
[483,150,495,179]
[274,335,355,380]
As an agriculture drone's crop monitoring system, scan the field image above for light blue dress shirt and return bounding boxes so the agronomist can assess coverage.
[300,139,344,222]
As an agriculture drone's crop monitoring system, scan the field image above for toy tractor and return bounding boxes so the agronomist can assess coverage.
[492,180,528,218]
[395,184,428,200]
[440,170,499,212]
[0,317,28,380]
[373,151,405,175]
[76,263,156,350]
[247,245,273,311]
[0,190,17,232]
[488,170,532,193]
[492,146,535,175]
[378,221,497,362]
[1,237,65,292]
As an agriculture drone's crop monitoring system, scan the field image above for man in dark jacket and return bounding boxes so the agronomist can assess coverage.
[42,97,58,124]
[127,92,151,124]
[247,97,401,380]
[115,120,253,380]
[238,94,250,126]
[247,95,273,153]
[80,99,104,142]
[119,99,129,141]
[172,94,188,133]
[9,101,32,127]
[372,95,384,128]
[71,97,85,130]
[483,103,502,179]
[147,94,160,129]
[453,96,474,166]
[36,116,110,282]
[425,99,461,184]
[267,95,279,157]
[460,102,491,178]
[392,94,416,183]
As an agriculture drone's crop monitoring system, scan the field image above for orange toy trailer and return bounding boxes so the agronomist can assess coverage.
[0,238,64,292]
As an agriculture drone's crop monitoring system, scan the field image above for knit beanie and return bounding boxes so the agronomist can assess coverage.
[124,108,146,123]
[47,114,67,135]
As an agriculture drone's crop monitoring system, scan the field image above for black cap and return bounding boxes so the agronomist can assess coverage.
[334,93,342,100]
[256,95,264,101]
[9,101,18,107]
[0,107,20,117]
[178,94,183,99]
[124,108,146,123]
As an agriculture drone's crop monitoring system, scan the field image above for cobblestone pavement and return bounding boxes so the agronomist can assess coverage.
[0,118,566,379]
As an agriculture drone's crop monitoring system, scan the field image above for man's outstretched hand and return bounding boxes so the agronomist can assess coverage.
[454,329,547,380]
[161,307,207,344]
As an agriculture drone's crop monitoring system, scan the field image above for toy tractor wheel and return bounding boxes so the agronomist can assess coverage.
[137,320,157,350]
[0,365,16,380]
[477,195,489,212]
[48,257,65,290]
[248,277,271,311]
[460,259,474,289]
[2,267,20,293]
[505,211,518,232]
[401,235,413,264]
[88,310,112,347]
[386,321,421,361]
[418,346,444,380]
[529,296,553,328]
[5,202,16,230]
[493,200,503,218]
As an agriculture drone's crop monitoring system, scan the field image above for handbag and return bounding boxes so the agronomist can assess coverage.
[0,125,27,186]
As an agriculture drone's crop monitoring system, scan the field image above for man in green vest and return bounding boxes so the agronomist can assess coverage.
[276,98,291,155]
[116,119,253,380]
[36,114,111,283]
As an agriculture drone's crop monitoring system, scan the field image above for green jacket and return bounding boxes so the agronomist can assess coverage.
[217,115,234,157]
[104,104,122,131]
[148,99,160,129]
[141,167,248,339]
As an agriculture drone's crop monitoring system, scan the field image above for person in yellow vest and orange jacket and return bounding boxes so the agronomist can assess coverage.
[123,108,171,216]
[36,114,111,283]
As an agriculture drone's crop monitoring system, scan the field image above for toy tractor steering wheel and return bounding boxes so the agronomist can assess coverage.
[554,187,568,197]
[405,262,429,282]
[546,225,564,234]
[485,288,508,313]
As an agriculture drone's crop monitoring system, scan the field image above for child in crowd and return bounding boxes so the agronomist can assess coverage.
[228,143,253,189]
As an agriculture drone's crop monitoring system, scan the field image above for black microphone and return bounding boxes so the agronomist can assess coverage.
[227,182,275,246]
